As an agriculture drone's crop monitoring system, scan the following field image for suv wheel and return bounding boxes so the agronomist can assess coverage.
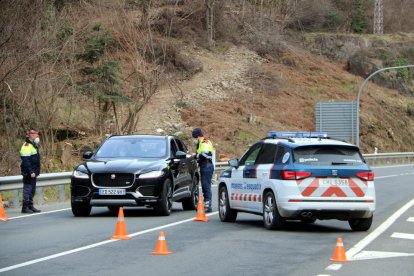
[219,185,238,222]
[155,179,173,216]
[263,191,286,230]
[348,216,373,231]
[71,201,92,217]
[182,176,199,211]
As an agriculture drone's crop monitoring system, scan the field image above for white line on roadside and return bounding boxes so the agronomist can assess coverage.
[0,211,218,273]
[325,264,342,271]
[352,250,414,260]
[407,217,414,222]
[346,198,414,260]
[323,197,414,272]
[8,208,72,220]
[391,232,414,240]
[375,175,399,179]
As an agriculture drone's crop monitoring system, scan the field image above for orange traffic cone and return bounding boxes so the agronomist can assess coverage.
[151,231,173,255]
[194,195,209,222]
[0,196,10,222]
[111,207,131,240]
[330,237,349,262]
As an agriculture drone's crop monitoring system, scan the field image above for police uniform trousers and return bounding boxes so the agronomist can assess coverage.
[199,161,214,206]
[23,175,37,205]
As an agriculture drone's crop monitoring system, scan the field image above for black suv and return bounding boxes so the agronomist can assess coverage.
[70,135,199,216]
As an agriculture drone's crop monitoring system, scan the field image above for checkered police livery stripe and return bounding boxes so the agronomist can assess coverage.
[231,193,262,202]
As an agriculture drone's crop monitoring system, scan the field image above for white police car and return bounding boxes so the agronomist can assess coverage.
[218,132,375,231]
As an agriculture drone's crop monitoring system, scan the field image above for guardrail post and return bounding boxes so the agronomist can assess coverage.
[59,185,65,202]
[38,187,43,205]
[14,190,19,209]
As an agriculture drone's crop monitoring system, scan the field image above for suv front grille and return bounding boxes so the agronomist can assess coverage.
[92,173,135,188]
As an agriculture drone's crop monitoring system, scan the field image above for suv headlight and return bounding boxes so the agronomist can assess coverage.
[73,170,90,179]
[139,171,164,179]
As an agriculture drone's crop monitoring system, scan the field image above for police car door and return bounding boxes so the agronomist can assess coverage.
[248,142,278,213]
[230,143,262,210]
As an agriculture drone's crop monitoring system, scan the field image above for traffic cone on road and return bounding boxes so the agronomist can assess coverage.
[0,196,10,222]
[111,207,131,240]
[151,231,173,255]
[194,195,209,222]
[330,237,349,262]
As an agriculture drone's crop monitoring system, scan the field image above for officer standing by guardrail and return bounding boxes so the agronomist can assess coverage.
[20,129,42,213]
[192,128,214,213]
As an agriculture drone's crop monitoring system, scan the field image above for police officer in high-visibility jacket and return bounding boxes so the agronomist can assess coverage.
[192,128,214,212]
[20,130,41,213]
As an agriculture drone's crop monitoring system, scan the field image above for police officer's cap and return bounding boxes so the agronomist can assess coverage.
[192,128,203,138]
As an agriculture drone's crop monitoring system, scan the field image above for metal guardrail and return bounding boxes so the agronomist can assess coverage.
[1,152,413,208]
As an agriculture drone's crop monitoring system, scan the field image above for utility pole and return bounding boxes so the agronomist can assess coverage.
[374,0,383,34]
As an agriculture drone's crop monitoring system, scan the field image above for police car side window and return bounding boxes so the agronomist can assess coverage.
[256,143,277,164]
[275,145,289,164]
[239,144,262,166]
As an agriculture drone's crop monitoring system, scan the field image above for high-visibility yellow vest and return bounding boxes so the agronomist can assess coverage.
[20,142,38,157]
[196,138,214,160]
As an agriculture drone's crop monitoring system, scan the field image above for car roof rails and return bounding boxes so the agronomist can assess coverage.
[264,131,328,142]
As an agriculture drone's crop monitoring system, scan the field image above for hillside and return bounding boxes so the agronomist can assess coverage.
[1,0,414,175]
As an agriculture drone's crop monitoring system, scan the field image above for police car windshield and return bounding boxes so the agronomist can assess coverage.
[95,138,167,158]
[293,146,363,165]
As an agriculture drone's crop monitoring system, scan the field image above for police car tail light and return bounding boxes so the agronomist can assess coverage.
[281,170,312,180]
[356,171,374,181]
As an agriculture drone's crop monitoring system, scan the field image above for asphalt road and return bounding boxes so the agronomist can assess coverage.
[1,165,414,276]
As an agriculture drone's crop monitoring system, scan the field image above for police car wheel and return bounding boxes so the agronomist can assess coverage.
[71,201,91,217]
[263,191,286,230]
[182,176,199,211]
[154,179,173,216]
[348,215,373,231]
[218,185,237,222]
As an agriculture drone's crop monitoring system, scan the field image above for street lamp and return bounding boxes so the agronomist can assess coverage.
[356,65,414,147]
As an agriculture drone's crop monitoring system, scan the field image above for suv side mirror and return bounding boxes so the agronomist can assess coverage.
[228,158,239,168]
[174,150,187,159]
[82,151,93,159]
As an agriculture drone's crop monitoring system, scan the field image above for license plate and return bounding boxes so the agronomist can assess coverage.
[99,189,126,195]
[319,178,349,187]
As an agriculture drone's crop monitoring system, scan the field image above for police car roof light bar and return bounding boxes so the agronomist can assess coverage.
[267,131,328,139]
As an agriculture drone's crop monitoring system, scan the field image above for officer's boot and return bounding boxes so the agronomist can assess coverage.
[205,201,212,213]
[21,202,34,214]
[29,201,41,213]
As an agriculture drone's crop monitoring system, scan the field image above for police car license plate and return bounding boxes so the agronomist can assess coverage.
[99,189,126,195]
[319,178,349,186]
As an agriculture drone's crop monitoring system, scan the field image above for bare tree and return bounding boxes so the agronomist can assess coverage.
[205,0,215,44]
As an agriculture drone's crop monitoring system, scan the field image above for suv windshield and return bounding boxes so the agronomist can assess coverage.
[293,146,364,166]
[95,137,167,158]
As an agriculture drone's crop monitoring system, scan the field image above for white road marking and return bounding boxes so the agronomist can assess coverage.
[375,175,399,179]
[8,208,71,220]
[352,250,414,260]
[346,198,414,260]
[391,232,414,240]
[407,217,414,222]
[323,197,414,272]
[0,211,218,273]
[325,264,342,270]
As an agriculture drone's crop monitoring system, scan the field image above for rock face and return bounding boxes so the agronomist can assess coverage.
[303,33,414,95]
